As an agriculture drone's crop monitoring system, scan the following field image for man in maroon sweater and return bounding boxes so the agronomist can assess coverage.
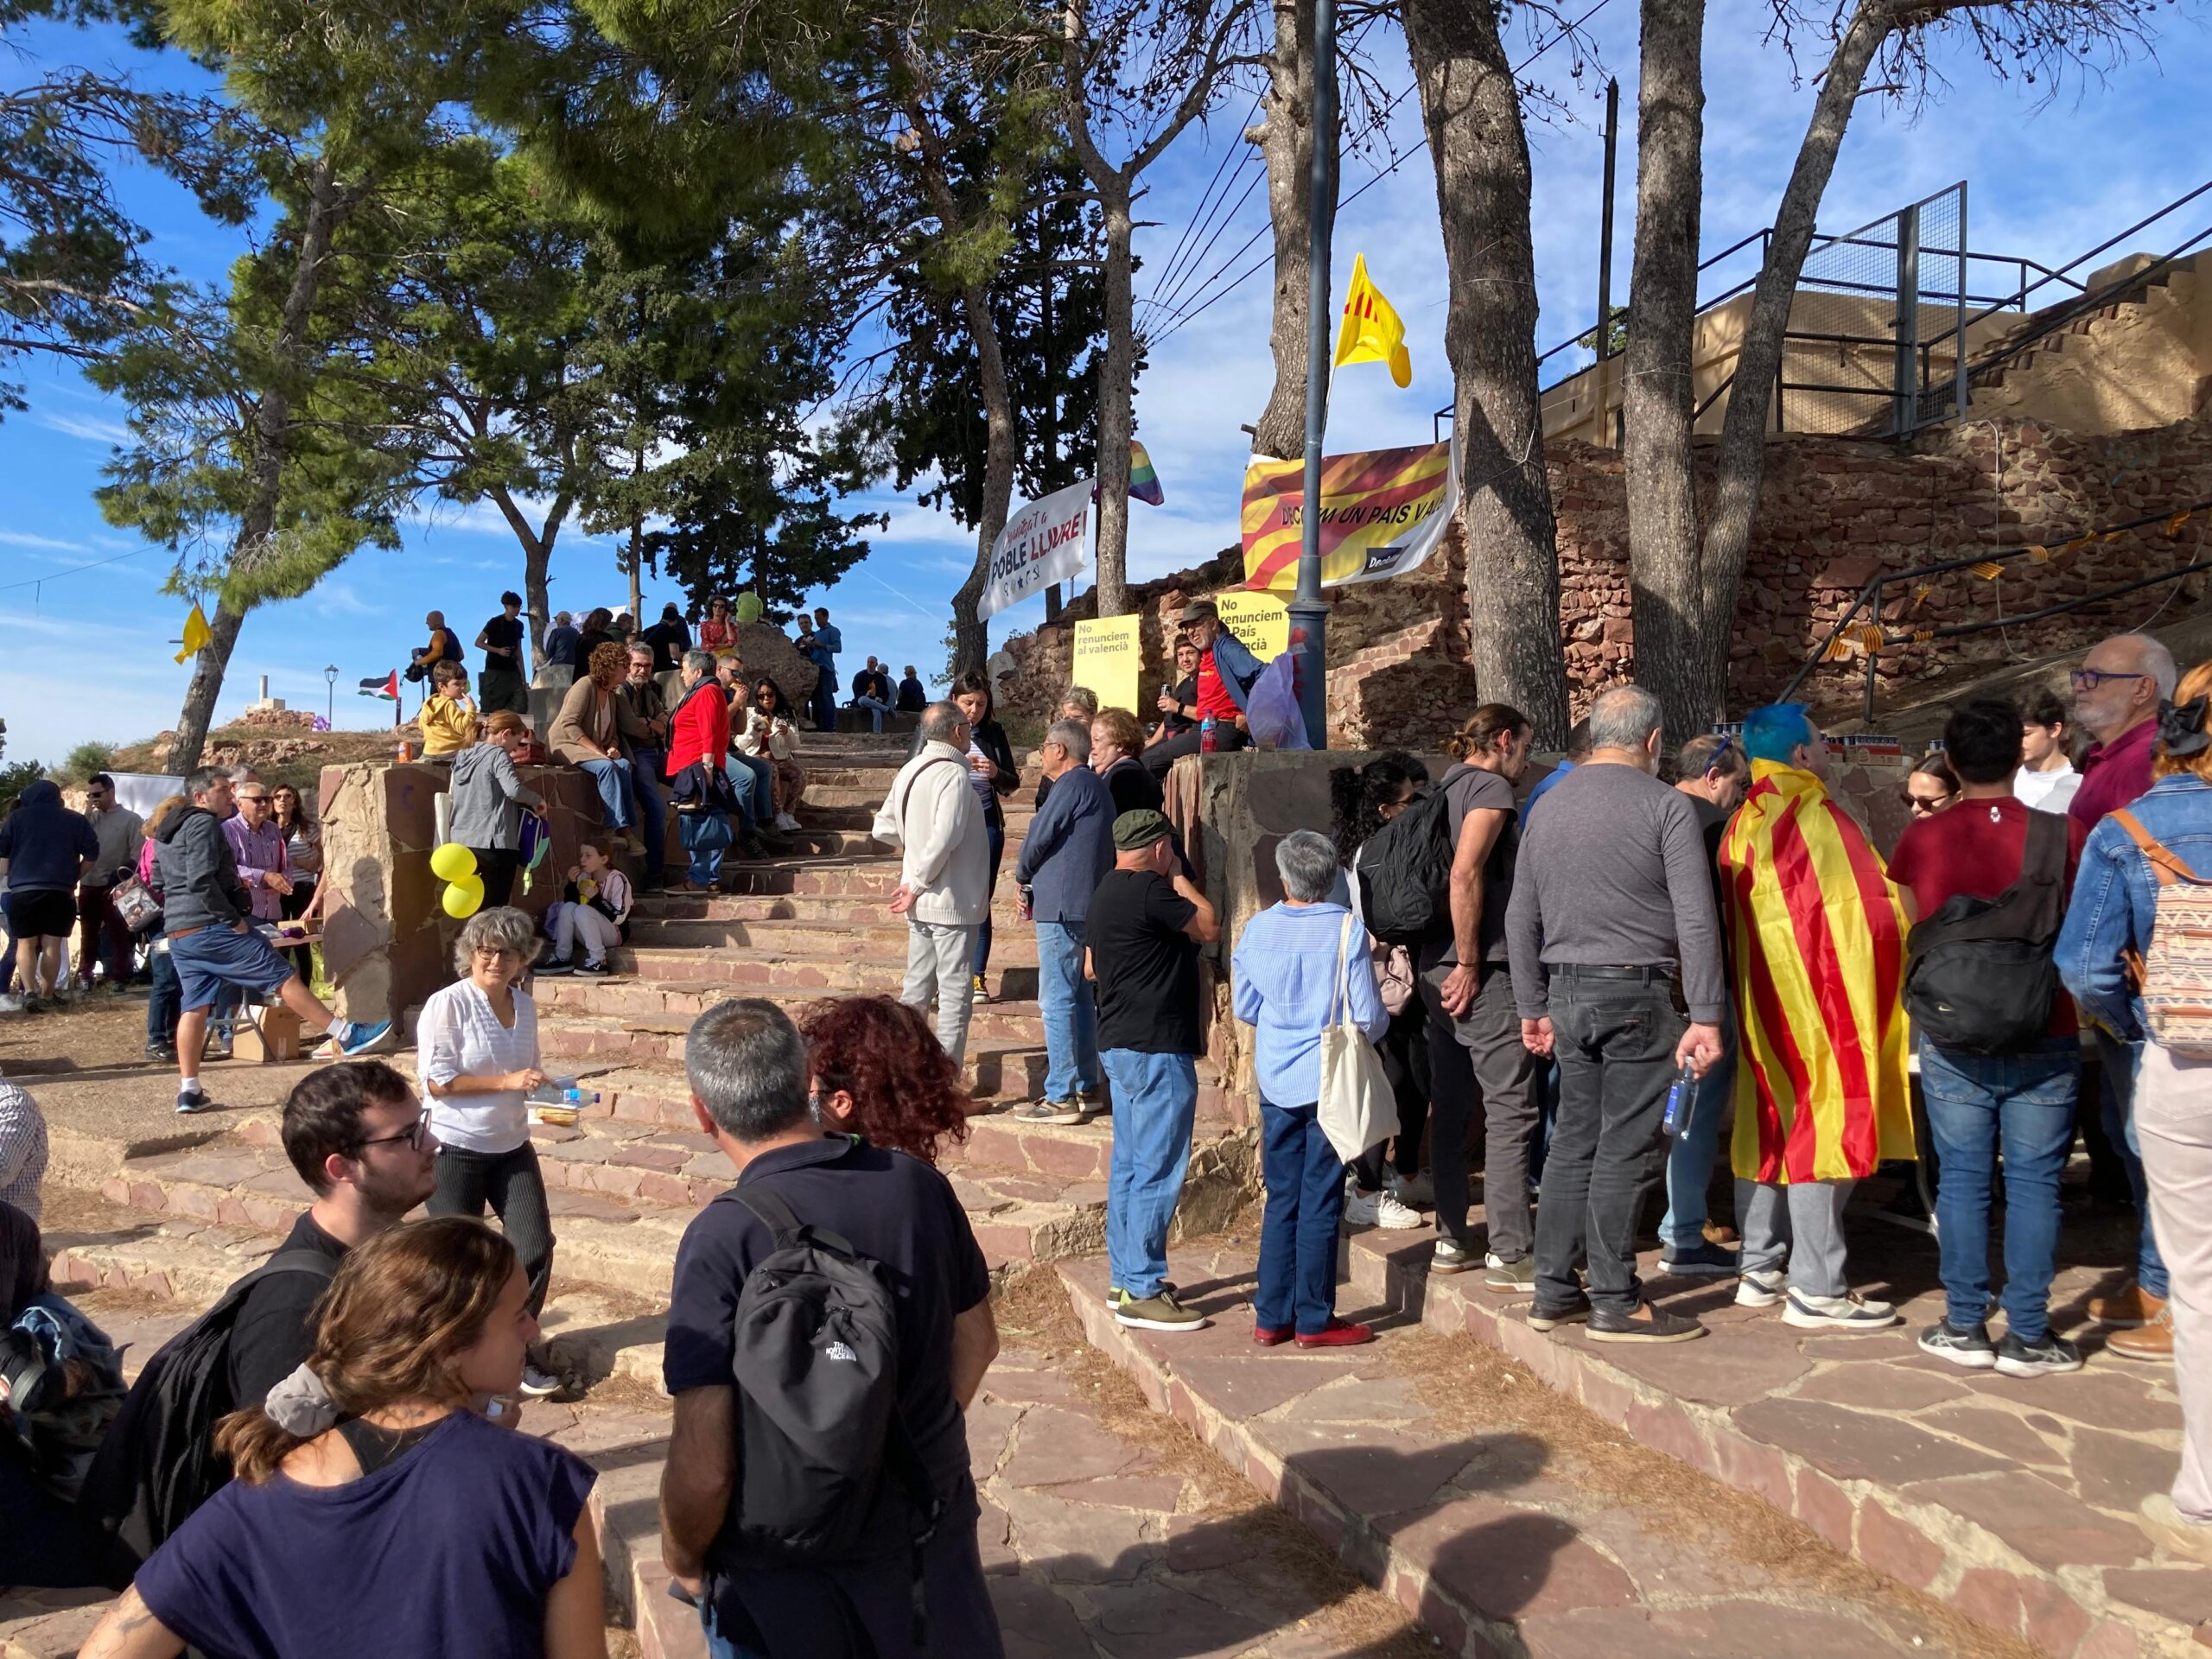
[2069,632,2175,830]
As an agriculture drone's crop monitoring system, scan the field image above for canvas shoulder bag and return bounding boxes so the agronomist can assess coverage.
[1315,912,1399,1164]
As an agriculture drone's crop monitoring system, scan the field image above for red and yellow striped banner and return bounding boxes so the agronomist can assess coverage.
[1720,760,1916,1184]
[1241,441,1455,594]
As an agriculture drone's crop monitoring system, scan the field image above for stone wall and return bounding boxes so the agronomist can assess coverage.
[1000,409,2212,749]
[316,760,623,1027]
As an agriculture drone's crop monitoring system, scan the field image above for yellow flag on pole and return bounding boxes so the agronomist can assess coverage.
[1333,254,1411,389]
[175,603,212,664]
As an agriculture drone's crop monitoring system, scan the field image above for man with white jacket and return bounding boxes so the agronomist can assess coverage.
[875,702,991,1065]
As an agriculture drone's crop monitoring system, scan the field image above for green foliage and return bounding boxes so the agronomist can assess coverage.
[60,740,116,782]
[0,759,42,812]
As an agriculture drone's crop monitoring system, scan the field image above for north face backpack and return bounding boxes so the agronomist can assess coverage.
[74,1249,337,1586]
[724,1185,940,1572]
[1358,765,1474,948]
[1903,809,2067,1055]
[2111,810,2212,1058]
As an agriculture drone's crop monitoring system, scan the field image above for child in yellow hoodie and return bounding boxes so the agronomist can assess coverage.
[419,661,480,756]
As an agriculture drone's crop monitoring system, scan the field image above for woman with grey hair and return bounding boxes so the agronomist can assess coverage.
[1232,828,1389,1348]
[416,906,561,1395]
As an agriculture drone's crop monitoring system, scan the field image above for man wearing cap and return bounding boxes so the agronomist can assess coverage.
[1142,601,1266,779]
[1087,808,1220,1331]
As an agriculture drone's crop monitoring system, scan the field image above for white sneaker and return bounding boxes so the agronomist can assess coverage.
[1344,1183,1422,1230]
[1385,1169,1433,1207]
[775,813,802,832]
[1735,1268,1787,1309]
[0,995,21,1015]
[1783,1290,1901,1332]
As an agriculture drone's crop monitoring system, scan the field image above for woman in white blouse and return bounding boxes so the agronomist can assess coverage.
[416,906,562,1396]
[734,676,806,831]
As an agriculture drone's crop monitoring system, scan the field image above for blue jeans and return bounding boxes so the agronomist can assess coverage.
[148,950,235,1046]
[1102,1049,1198,1300]
[1257,1099,1347,1334]
[854,696,892,734]
[2098,1029,2169,1299]
[723,759,762,836]
[1922,1037,2081,1342]
[810,671,837,733]
[578,757,634,830]
[1660,1004,1738,1251]
[1036,920,1097,1100]
[972,816,1006,979]
[631,749,668,884]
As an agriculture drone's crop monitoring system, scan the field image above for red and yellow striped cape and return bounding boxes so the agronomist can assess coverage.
[1720,759,1916,1183]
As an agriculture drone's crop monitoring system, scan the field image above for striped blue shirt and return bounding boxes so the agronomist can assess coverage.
[1231,901,1389,1108]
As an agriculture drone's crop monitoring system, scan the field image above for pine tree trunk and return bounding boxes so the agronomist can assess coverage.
[169,156,345,776]
[950,279,1019,676]
[1623,0,1711,741]
[1091,178,1136,619]
[1399,0,1571,744]
[1695,0,1891,700]
[490,485,566,675]
[1250,0,1333,461]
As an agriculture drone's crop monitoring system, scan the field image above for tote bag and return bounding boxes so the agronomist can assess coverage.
[1316,913,1397,1163]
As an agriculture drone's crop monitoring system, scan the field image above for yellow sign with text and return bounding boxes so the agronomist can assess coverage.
[1215,591,1289,662]
[1071,615,1143,720]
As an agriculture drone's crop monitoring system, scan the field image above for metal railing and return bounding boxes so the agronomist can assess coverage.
[1775,498,2212,720]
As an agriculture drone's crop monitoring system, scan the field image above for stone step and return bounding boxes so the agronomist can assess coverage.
[624,917,1043,958]
[531,979,1056,1046]
[798,783,1039,817]
[610,944,1044,1001]
[633,888,1034,930]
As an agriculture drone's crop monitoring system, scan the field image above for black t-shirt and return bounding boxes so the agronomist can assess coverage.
[480,614,524,669]
[1160,673,1198,736]
[1088,868,1203,1055]
[1102,757,1164,819]
[226,1211,347,1408]
[1691,794,1734,969]
[644,620,690,673]
[1432,765,1520,967]
[663,1135,989,1560]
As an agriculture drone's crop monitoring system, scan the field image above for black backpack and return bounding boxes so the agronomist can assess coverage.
[1903,810,2068,1056]
[723,1185,939,1574]
[1358,765,1474,947]
[74,1249,337,1586]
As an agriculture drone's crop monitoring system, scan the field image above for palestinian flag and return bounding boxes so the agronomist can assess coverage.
[359,671,398,701]
[1720,759,1916,1184]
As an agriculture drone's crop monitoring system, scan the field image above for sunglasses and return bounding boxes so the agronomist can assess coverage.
[1903,789,1955,812]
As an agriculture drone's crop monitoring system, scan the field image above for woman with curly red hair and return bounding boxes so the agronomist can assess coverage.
[798,996,975,1165]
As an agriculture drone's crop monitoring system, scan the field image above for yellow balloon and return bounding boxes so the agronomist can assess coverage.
[429,843,477,882]
[442,874,485,919]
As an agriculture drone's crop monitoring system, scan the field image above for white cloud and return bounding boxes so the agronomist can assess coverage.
[35,412,130,446]
[311,582,385,619]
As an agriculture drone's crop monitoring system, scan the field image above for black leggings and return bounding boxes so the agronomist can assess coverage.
[471,849,522,911]
[429,1142,554,1317]
[1354,1002,1432,1190]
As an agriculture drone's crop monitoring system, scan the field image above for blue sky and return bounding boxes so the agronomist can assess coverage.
[2,4,2208,766]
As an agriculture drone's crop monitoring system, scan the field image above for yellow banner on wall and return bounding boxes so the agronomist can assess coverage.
[1071,615,1143,720]
[1215,591,1289,661]
[1241,439,1457,594]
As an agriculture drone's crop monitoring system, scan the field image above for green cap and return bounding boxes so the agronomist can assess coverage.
[1113,808,1172,851]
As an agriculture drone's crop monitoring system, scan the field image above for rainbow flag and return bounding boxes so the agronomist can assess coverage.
[1720,759,1916,1183]
[1128,440,1164,506]
[1240,440,1454,594]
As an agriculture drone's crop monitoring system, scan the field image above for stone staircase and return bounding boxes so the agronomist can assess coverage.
[19,731,1259,1657]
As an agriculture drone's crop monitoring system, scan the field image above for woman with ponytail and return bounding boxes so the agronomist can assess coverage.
[81,1217,605,1659]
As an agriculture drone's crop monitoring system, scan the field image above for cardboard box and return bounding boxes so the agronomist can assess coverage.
[233,1004,304,1063]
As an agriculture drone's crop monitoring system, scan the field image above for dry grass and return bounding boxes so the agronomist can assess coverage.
[993,1267,1438,1659]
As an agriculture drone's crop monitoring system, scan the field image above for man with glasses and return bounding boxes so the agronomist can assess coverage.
[76,772,142,992]
[1141,600,1266,778]
[620,644,673,892]
[221,780,291,925]
[2066,632,2180,1352]
[225,1061,438,1407]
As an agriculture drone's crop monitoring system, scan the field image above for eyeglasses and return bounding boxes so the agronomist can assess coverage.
[2071,668,2150,691]
[238,793,270,805]
[353,1116,431,1153]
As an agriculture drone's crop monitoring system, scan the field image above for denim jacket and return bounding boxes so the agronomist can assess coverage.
[1209,628,1265,714]
[2054,774,2212,1042]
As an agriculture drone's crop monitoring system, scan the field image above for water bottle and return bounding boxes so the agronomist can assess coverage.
[527,1077,579,1107]
[1662,1057,1699,1138]
[1199,713,1217,754]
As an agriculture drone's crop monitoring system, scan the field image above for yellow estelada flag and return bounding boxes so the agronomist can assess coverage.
[1333,253,1411,388]
[175,603,212,664]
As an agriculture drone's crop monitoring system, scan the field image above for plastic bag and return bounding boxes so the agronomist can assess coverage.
[1243,652,1312,751]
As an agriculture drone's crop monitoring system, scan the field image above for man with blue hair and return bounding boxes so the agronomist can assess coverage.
[1719,704,1914,1332]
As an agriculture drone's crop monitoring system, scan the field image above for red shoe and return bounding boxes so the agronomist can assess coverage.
[1294,1318,1374,1349]
[1253,1325,1292,1347]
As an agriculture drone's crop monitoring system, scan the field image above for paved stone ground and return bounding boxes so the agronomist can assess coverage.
[1336,1176,2209,1657]
[1058,1242,2052,1659]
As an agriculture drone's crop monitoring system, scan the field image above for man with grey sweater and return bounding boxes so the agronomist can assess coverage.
[1505,684,1726,1344]
[1013,720,1116,1125]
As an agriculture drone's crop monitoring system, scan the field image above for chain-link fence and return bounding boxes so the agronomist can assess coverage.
[1778,183,1968,437]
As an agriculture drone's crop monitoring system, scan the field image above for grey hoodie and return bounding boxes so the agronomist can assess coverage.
[448,745,544,852]
[153,807,251,934]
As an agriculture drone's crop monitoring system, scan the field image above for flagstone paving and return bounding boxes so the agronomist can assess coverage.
[1325,1185,2208,1657]
[1057,1243,2063,1659]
